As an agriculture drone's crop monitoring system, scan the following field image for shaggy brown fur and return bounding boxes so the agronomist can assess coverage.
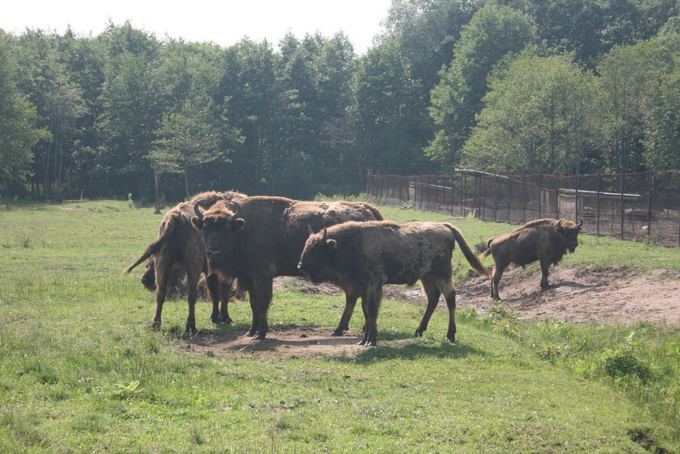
[297,221,489,346]
[192,196,384,340]
[123,191,245,334]
[479,218,582,300]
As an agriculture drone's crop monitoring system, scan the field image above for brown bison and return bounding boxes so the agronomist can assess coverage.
[192,196,384,340]
[123,191,245,333]
[479,218,583,300]
[297,221,489,346]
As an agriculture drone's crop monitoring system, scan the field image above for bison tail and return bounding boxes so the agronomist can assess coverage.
[122,214,178,275]
[476,238,493,260]
[445,224,491,278]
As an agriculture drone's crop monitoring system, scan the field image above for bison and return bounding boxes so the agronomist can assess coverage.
[479,218,583,300]
[123,191,245,333]
[297,221,490,346]
[192,196,384,340]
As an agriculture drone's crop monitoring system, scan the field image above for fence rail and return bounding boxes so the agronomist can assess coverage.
[366,170,680,247]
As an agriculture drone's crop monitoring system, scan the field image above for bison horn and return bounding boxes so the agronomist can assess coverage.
[193,200,207,219]
[322,227,328,239]
[308,225,314,236]
[577,218,583,227]
[228,200,241,216]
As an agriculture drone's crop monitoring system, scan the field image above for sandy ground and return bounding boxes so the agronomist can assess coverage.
[181,267,680,358]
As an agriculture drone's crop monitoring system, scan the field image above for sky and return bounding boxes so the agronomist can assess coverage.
[1,0,392,54]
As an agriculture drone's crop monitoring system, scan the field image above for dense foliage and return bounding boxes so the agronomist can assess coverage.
[1,0,680,201]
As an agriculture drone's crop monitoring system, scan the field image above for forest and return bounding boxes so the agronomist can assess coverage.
[2,0,680,202]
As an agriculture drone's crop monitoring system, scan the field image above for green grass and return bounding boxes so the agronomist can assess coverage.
[0,199,678,451]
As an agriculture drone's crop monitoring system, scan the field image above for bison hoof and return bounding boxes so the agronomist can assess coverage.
[185,327,197,337]
[331,328,344,336]
[223,317,233,325]
[357,339,366,346]
[252,334,266,341]
[446,336,456,344]
[150,320,161,331]
[414,329,423,337]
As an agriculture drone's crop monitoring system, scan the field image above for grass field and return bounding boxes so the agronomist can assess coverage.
[1,199,679,452]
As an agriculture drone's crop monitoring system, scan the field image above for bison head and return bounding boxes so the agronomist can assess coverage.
[297,227,336,284]
[192,200,245,270]
[556,218,582,253]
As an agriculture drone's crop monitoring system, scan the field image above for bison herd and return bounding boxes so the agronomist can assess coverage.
[124,191,582,346]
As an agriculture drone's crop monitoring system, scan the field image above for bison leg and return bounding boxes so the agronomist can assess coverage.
[539,257,551,290]
[437,279,457,343]
[361,285,382,347]
[184,271,200,335]
[332,293,358,336]
[415,275,441,338]
[151,257,172,330]
[219,281,233,324]
[206,273,222,324]
[251,276,272,340]
[246,290,259,337]
[491,264,505,301]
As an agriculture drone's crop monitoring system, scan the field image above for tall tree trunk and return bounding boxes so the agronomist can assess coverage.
[154,171,162,214]
[184,165,190,199]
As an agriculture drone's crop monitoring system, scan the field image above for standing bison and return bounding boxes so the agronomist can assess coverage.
[479,218,583,300]
[192,196,384,340]
[297,221,489,346]
[123,191,245,333]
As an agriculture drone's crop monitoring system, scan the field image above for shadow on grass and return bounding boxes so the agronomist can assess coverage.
[345,341,485,363]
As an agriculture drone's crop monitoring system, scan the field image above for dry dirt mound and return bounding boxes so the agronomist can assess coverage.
[181,326,363,359]
[459,266,680,326]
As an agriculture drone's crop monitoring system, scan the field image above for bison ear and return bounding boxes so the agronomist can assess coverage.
[232,218,246,232]
[192,216,203,229]
[326,238,337,249]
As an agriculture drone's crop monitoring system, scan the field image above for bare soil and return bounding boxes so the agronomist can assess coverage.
[181,267,679,358]
[182,326,363,359]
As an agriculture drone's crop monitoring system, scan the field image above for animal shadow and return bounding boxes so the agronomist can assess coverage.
[342,340,485,363]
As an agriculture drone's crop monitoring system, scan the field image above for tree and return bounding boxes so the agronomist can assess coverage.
[354,39,431,175]
[462,53,605,174]
[0,34,45,192]
[427,3,535,169]
[96,23,163,199]
[13,30,86,198]
[148,98,225,200]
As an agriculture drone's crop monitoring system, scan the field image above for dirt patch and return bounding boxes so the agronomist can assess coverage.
[181,269,679,359]
[181,325,364,359]
[275,270,680,327]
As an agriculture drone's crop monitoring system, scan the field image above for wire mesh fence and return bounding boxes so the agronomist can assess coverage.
[366,169,680,247]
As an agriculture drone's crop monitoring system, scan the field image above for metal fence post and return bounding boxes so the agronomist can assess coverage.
[647,172,654,241]
[596,173,601,237]
[461,173,465,217]
[620,172,626,240]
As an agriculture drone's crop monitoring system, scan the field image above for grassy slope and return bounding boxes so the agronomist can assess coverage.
[0,200,677,451]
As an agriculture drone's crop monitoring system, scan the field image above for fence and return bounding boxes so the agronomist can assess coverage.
[366,169,680,247]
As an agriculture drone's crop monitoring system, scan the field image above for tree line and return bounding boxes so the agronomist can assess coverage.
[1,0,679,202]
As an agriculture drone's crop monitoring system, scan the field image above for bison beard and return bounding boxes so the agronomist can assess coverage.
[478,218,583,300]
[193,197,385,340]
[122,191,245,334]
[297,221,489,346]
